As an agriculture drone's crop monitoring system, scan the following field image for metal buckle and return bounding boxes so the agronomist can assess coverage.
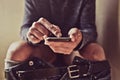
[67,65,80,79]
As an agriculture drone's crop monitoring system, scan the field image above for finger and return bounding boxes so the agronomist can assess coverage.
[49,45,73,54]
[38,17,62,37]
[68,28,82,42]
[32,22,49,35]
[68,28,78,42]
[68,28,79,36]
[44,41,75,54]
[27,34,41,44]
[45,41,71,46]
[43,35,48,40]
[69,34,76,42]
[69,33,81,42]
[29,27,44,40]
[51,24,62,37]
[45,41,76,52]
[43,35,49,45]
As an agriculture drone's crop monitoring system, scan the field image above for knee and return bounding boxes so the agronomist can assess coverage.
[81,43,106,61]
[6,40,32,62]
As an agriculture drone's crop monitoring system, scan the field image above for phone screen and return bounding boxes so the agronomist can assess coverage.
[46,37,71,42]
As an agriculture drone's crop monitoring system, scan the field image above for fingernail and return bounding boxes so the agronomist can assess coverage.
[70,35,75,42]
[57,33,62,37]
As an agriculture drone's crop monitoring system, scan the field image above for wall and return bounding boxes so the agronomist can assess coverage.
[96,0,120,80]
[0,0,120,80]
[0,0,24,79]
[119,0,120,47]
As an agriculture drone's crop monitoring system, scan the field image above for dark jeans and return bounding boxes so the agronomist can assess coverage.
[5,56,111,80]
[61,69,111,80]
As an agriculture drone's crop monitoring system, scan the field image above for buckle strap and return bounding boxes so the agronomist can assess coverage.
[89,60,111,74]
[60,56,111,80]
[5,56,110,80]
[16,67,67,80]
[67,65,80,79]
[73,56,110,73]
[67,61,91,79]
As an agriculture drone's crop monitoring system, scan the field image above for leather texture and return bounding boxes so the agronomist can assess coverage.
[5,57,111,80]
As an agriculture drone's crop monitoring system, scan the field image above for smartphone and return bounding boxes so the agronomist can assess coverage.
[46,37,71,42]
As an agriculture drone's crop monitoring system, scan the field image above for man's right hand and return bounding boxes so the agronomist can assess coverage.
[26,18,62,44]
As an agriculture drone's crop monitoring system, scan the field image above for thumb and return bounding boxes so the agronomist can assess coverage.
[68,28,79,42]
[69,34,76,42]
[43,35,48,40]
[43,35,48,45]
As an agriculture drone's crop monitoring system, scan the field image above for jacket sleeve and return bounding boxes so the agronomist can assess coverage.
[20,0,39,41]
[77,0,97,50]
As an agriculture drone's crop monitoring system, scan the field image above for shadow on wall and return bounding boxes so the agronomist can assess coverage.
[96,0,120,80]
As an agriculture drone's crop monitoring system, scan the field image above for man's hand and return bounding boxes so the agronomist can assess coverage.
[44,28,82,55]
[26,18,62,44]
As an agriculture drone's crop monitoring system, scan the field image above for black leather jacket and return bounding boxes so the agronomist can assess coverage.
[20,0,97,50]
